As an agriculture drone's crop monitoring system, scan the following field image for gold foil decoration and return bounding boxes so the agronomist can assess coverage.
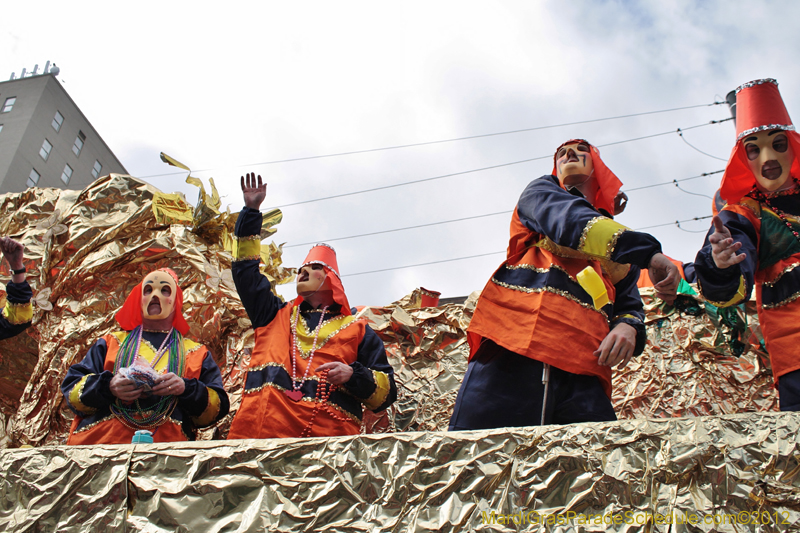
[0,173,294,446]
[2,413,799,531]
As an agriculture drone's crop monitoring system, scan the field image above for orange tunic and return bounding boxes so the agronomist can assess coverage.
[228,305,368,439]
[64,331,225,445]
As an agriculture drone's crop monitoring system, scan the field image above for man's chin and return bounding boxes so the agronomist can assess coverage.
[297,288,334,300]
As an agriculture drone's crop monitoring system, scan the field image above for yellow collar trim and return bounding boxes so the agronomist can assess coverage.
[291,307,357,359]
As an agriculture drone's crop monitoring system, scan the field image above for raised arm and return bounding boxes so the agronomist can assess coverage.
[231,173,286,329]
[517,176,679,300]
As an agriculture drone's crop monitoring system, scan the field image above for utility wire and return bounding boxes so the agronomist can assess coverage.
[625,170,723,192]
[343,251,506,278]
[271,122,720,210]
[141,102,726,179]
[283,210,512,248]
[285,170,722,248]
[636,215,713,231]
[340,215,715,277]
[677,127,730,161]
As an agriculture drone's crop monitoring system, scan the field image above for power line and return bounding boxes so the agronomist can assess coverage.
[340,215,714,278]
[635,215,712,231]
[677,127,729,161]
[343,251,506,277]
[284,210,512,248]
[140,102,725,179]
[271,121,720,210]
[625,170,723,192]
[285,170,722,248]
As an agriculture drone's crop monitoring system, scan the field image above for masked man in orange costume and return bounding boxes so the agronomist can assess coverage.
[227,173,397,439]
[62,268,229,443]
[450,139,679,429]
[695,79,800,410]
[0,237,32,341]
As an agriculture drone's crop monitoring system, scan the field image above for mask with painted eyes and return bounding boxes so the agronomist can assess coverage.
[140,270,177,320]
[742,129,795,193]
[296,263,332,298]
[555,141,594,188]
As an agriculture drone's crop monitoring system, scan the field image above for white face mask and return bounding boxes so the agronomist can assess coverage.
[296,264,331,298]
[556,142,594,188]
[743,129,795,193]
[140,271,177,320]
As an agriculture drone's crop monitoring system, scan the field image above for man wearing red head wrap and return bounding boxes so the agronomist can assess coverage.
[61,268,229,444]
[449,139,679,430]
[0,237,32,341]
[226,173,396,439]
[695,79,800,410]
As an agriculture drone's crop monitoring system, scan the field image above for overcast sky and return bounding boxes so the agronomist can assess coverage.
[4,1,800,306]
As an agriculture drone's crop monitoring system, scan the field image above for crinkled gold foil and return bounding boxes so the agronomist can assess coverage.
[0,174,295,446]
[2,413,800,531]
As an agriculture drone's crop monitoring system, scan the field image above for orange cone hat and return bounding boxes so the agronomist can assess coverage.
[720,79,800,203]
[294,244,352,315]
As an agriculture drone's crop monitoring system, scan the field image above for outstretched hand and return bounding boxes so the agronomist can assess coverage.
[647,252,679,304]
[709,215,746,269]
[241,172,266,210]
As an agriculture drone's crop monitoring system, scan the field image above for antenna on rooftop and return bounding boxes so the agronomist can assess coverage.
[7,61,59,81]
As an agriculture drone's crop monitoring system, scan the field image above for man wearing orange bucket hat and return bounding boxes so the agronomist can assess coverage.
[695,78,800,410]
[61,268,230,444]
[449,139,680,430]
[227,173,397,439]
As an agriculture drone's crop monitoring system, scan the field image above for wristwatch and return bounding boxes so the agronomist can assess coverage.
[11,267,26,275]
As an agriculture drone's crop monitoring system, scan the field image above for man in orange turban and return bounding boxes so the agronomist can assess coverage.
[227,173,397,439]
[695,79,800,410]
[450,139,679,430]
[61,268,229,444]
[0,237,32,341]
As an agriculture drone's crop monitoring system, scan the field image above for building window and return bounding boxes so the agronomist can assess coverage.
[27,168,40,188]
[2,97,15,113]
[61,164,73,184]
[39,139,53,161]
[92,160,103,179]
[0,124,3,134]
[52,111,64,132]
[72,132,85,156]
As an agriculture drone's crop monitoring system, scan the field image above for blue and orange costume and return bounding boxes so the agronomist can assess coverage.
[226,207,397,439]
[695,79,800,410]
[450,140,665,429]
[0,279,33,341]
[61,269,229,444]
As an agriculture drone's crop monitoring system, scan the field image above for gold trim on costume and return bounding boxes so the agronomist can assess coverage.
[613,313,643,324]
[2,300,33,325]
[362,370,392,411]
[762,290,800,310]
[191,387,221,427]
[763,262,800,287]
[490,277,608,319]
[700,276,747,308]
[578,217,629,260]
[68,375,97,415]
[249,361,288,372]
[533,237,631,284]
[232,236,262,261]
[73,414,115,434]
[291,307,358,358]
[241,382,361,422]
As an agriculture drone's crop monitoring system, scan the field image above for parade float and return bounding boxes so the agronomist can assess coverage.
[0,174,795,532]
